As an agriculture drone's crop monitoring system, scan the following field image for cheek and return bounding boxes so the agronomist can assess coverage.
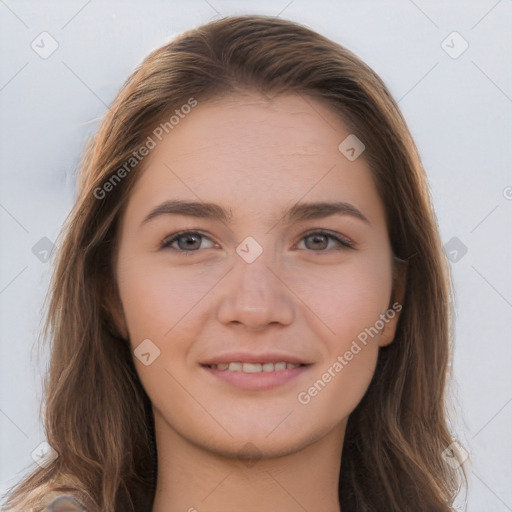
[116,260,204,414]
[291,259,389,424]
[117,255,217,342]
[284,251,393,345]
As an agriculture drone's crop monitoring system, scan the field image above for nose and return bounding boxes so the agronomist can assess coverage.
[215,253,294,331]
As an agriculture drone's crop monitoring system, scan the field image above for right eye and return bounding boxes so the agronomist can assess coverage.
[160,230,217,255]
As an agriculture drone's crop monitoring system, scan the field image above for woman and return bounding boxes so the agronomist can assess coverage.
[3,14,467,512]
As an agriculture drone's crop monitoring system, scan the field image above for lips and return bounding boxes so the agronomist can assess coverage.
[199,351,313,390]
[206,361,302,372]
[200,351,311,366]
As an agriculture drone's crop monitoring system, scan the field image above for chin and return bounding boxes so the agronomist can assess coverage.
[187,417,340,460]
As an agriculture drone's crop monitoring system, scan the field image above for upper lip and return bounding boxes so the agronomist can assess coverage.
[200,352,312,366]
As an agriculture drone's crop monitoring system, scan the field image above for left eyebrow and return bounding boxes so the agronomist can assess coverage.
[283,201,370,227]
[139,199,370,229]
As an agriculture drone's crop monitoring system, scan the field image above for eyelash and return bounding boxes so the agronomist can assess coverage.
[160,229,355,255]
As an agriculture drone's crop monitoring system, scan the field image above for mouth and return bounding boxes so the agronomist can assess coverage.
[202,361,309,373]
[200,357,313,391]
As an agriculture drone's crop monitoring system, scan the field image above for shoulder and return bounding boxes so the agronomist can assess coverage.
[43,493,93,512]
[2,483,97,512]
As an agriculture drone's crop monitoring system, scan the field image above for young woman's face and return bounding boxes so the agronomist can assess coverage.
[116,92,399,459]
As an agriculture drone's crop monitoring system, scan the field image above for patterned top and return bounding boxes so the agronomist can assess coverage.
[45,494,90,511]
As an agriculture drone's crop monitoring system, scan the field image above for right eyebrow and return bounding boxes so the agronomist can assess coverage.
[140,200,233,228]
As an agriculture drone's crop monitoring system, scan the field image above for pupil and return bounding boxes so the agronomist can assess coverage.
[308,234,327,250]
[181,234,200,250]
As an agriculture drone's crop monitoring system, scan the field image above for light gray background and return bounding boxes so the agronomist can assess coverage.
[1,1,511,510]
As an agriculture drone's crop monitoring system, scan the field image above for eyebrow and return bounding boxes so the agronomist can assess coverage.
[139,199,370,229]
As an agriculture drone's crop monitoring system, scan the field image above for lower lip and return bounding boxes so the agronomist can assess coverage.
[201,365,310,391]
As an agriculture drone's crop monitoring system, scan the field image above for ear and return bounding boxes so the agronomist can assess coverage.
[110,293,129,340]
[378,257,407,348]
[102,279,129,341]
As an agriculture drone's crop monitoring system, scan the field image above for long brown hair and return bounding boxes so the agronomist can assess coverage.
[3,14,467,511]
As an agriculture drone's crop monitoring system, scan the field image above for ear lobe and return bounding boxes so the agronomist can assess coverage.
[101,281,129,340]
[378,303,401,347]
[110,298,129,340]
[378,257,407,348]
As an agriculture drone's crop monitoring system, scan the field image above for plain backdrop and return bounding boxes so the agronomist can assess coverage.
[1,1,511,510]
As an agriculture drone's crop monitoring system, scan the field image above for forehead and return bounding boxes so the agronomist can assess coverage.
[165,92,347,161]
[123,92,386,228]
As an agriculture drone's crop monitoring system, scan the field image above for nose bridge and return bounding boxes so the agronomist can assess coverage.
[234,238,277,307]
[216,237,294,329]
[236,249,272,306]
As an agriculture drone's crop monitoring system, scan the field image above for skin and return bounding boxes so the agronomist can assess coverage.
[115,92,401,512]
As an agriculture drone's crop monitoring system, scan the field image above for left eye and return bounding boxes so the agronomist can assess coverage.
[297,230,354,251]
[160,230,354,254]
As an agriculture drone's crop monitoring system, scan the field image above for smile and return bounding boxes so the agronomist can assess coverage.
[204,361,303,373]
[201,362,311,391]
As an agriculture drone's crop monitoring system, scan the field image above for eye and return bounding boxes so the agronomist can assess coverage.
[160,229,354,256]
[296,230,354,251]
[160,230,217,254]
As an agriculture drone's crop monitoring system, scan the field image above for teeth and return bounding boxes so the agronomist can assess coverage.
[262,362,274,372]
[243,362,262,373]
[208,361,302,373]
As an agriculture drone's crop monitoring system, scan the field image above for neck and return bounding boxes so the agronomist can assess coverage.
[151,416,345,512]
